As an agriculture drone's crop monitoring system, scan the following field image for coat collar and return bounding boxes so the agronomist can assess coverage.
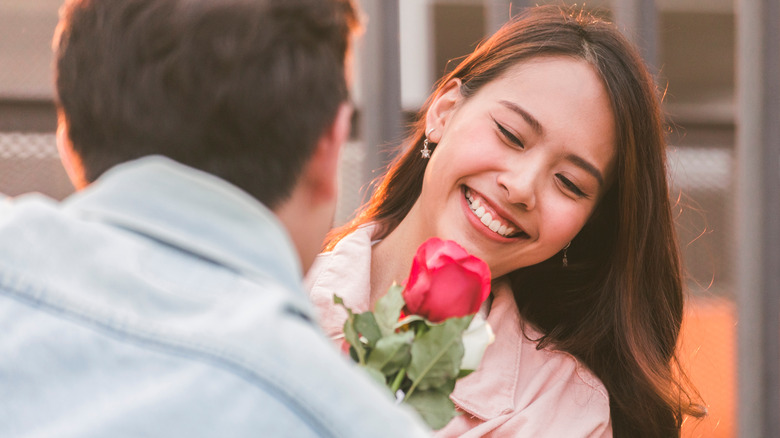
[63,156,310,313]
[449,279,521,420]
[305,224,521,419]
[305,224,375,336]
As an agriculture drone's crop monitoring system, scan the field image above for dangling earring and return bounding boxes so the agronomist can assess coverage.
[562,242,571,268]
[421,128,435,159]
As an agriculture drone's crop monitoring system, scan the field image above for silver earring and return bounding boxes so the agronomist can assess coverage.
[562,242,571,268]
[421,128,435,159]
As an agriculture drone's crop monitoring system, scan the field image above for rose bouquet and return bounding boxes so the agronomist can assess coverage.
[334,237,494,429]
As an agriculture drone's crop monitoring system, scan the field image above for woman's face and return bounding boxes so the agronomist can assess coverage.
[412,56,617,278]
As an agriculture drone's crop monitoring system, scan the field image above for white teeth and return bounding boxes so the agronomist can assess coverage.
[465,188,518,238]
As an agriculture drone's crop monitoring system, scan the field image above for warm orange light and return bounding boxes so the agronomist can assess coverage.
[680,297,736,438]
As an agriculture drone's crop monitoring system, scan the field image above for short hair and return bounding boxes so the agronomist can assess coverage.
[54,0,358,208]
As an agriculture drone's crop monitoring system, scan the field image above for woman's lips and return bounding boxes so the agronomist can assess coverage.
[463,187,527,239]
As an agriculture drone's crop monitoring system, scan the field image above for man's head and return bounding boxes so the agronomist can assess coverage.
[53,0,358,270]
[53,0,356,206]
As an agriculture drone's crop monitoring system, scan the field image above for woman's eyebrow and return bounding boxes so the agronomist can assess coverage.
[566,153,604,187]
[499,99,605,186]
[499,100,544,136]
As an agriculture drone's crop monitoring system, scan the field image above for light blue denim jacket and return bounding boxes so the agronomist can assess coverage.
[0,156,429,438]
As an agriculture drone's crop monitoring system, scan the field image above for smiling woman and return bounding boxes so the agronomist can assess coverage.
[307,5,706,437]
[409,56,617,277]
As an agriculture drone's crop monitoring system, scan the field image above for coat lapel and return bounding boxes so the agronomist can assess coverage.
[450,280,521,420]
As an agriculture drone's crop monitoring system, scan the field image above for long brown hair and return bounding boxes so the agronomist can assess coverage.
[327,5,704,436]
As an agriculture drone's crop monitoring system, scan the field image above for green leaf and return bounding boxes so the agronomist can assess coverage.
[374,283,406,336]
[354,312,382,347]
[406,315,472,394]
[457,368,474,379]
[394,314,425,330]
[335,295,366,365]
[343,315,366,365]
[366,331,414,375]
[404,384,459,430]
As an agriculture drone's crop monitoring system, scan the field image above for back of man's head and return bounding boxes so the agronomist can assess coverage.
[53,0,358,209]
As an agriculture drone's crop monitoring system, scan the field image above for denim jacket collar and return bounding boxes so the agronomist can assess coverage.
[62,156,309,313]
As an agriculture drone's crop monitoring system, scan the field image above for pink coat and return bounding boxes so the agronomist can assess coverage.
[305,225,612,437]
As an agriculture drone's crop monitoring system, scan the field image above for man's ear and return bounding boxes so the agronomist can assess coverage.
[272,102,352,273]
[303,102,352,202]
[425,78,462,143]
[56,111,89,190]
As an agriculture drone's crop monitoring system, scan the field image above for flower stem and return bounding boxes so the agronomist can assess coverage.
[405,380,418,399]
[390,367,407,395]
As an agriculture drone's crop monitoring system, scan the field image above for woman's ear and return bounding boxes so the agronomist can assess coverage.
[425,78,462,143]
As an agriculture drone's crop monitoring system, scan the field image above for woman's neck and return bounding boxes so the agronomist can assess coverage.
[369,214,426,307]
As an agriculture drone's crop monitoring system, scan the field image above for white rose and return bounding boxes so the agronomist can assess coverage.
[460,315,495,371]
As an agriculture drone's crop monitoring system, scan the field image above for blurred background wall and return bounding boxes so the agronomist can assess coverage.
[2,1,777,437]
[0,1,71,199]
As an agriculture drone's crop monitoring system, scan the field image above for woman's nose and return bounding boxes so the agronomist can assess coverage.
[497,159,540,210]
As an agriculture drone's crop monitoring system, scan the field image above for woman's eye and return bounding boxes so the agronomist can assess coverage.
[556,174,587,198]
[494,121,524,149]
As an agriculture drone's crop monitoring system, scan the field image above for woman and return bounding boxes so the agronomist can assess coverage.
[306,5,704,437]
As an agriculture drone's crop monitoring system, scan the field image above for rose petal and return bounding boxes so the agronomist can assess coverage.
[403,261,431,315]
[424,264,485,322]
[401,237,492,322]
[427,241,470,269]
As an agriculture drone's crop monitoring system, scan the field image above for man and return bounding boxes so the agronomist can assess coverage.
[0,0,429,436]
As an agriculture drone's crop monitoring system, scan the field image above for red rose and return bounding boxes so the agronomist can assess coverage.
[402,238,491,323]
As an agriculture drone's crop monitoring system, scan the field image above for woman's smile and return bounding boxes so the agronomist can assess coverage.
[462,186,527,240]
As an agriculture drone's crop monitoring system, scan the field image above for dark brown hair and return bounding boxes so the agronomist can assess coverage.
[54,0,358,208]
[327,5,704,437]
